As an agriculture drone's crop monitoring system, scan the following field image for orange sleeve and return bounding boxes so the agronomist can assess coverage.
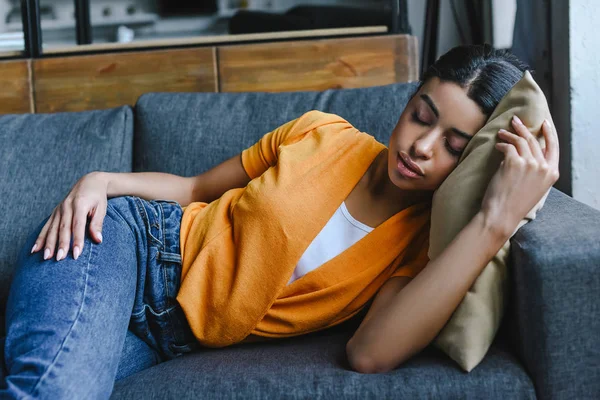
[389,232,430,279]
[240,110,330,180]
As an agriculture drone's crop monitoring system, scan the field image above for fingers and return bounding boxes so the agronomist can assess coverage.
[541,120,561,183]
[497,127,530,161]
[495,140,520,157]
[542,119,560,168]
[496,116,561,187]
[498,116,533,160]
[55,200,74,261]
[497,115,549,163]
[89,202,106,244]
[71,202,89,260]
[43,211,60,260]
[33,196,105,262]
[31,213,53,254]
[514,115,546,162]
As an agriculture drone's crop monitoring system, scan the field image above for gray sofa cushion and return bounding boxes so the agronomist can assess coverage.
[505,188,600,400]
[111,316,535,399]
[0,106,134,336]
[133,82,419,175]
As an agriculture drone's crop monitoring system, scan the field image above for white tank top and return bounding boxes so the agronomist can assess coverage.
[286,201,374,286]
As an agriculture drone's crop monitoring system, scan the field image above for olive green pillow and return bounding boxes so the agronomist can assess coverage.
[429,70,553,372]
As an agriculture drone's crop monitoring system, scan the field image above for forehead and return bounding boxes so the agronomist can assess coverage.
[416,77,488,134]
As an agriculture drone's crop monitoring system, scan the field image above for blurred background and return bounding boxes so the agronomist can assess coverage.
[0,1,513,56]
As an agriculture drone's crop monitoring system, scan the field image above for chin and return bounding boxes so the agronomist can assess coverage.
[387,166,420,190]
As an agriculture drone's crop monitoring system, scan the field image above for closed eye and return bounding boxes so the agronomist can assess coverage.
[411,111,463,157]
[411,110,428,126]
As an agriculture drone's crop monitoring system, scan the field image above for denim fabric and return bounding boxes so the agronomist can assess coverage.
[0,106,134,338]
[114,330,161,382]
[0,195,198,399]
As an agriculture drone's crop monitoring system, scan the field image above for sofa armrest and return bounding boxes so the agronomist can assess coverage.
[507,188,599,400]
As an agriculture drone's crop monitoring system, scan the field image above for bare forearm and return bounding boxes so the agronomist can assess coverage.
[348,212,512,372]
[95,171,195,207]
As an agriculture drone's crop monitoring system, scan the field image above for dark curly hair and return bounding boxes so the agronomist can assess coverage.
[417,44,531,117]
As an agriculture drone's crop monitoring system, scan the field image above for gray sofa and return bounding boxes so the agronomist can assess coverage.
[1,82,598,399]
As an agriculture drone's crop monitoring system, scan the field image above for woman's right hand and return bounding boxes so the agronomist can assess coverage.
[31,172,109,261]
[480,116,560,237]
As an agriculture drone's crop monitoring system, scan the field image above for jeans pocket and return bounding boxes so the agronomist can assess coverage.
[129,308,161,356]
[143,304,197,360]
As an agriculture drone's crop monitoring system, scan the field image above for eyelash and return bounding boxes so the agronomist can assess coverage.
[410,111,462,157]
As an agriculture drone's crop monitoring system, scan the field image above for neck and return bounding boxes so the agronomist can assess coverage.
[366,148,433,211]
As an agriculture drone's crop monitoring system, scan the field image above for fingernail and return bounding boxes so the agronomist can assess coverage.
[97,232,102,243]
[31,244,37,253]
[73,246,80,260]
[544,119,550,127]
[56,248,64,261]
[513,115,523,125]
[43,248,50,260]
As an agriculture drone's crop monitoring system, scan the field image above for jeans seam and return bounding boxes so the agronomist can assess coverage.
[131,303,176,318]
[159,202,166,254]
[158,202,170,302]
[163,264,170,301]
[29,242,95,397]
[133,197,162,246]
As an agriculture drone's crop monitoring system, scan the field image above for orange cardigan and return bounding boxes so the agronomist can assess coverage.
[177,110,431,348]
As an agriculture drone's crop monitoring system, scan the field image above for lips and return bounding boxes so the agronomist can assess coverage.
[398,152,424,176]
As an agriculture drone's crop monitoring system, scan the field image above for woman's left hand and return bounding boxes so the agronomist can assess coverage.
[480,115,560,236]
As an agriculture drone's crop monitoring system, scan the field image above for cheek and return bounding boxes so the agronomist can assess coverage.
[389,119,410,146]
[433,161,458,184]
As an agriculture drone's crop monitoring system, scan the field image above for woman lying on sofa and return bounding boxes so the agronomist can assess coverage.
[1,44,559,398]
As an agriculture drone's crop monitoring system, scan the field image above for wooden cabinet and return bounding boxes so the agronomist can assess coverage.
[218,35,418,92]
[33,48,216,114]
[0,34,418,114]
[0,60,32,114]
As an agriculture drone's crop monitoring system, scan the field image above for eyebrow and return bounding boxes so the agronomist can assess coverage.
[420,94,474,140]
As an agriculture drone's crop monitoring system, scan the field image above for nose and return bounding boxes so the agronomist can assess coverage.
[411,130,437,159]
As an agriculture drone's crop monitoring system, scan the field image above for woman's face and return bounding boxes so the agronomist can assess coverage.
[387,76,488,191]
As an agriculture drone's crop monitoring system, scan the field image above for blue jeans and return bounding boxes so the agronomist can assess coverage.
[0,195,199,399]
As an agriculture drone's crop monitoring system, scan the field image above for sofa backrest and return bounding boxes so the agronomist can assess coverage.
[133,82,420,175]
[0,106,134,334]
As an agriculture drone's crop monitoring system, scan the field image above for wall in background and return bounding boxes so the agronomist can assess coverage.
[569,0,600,210]
[491,0,516,49]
